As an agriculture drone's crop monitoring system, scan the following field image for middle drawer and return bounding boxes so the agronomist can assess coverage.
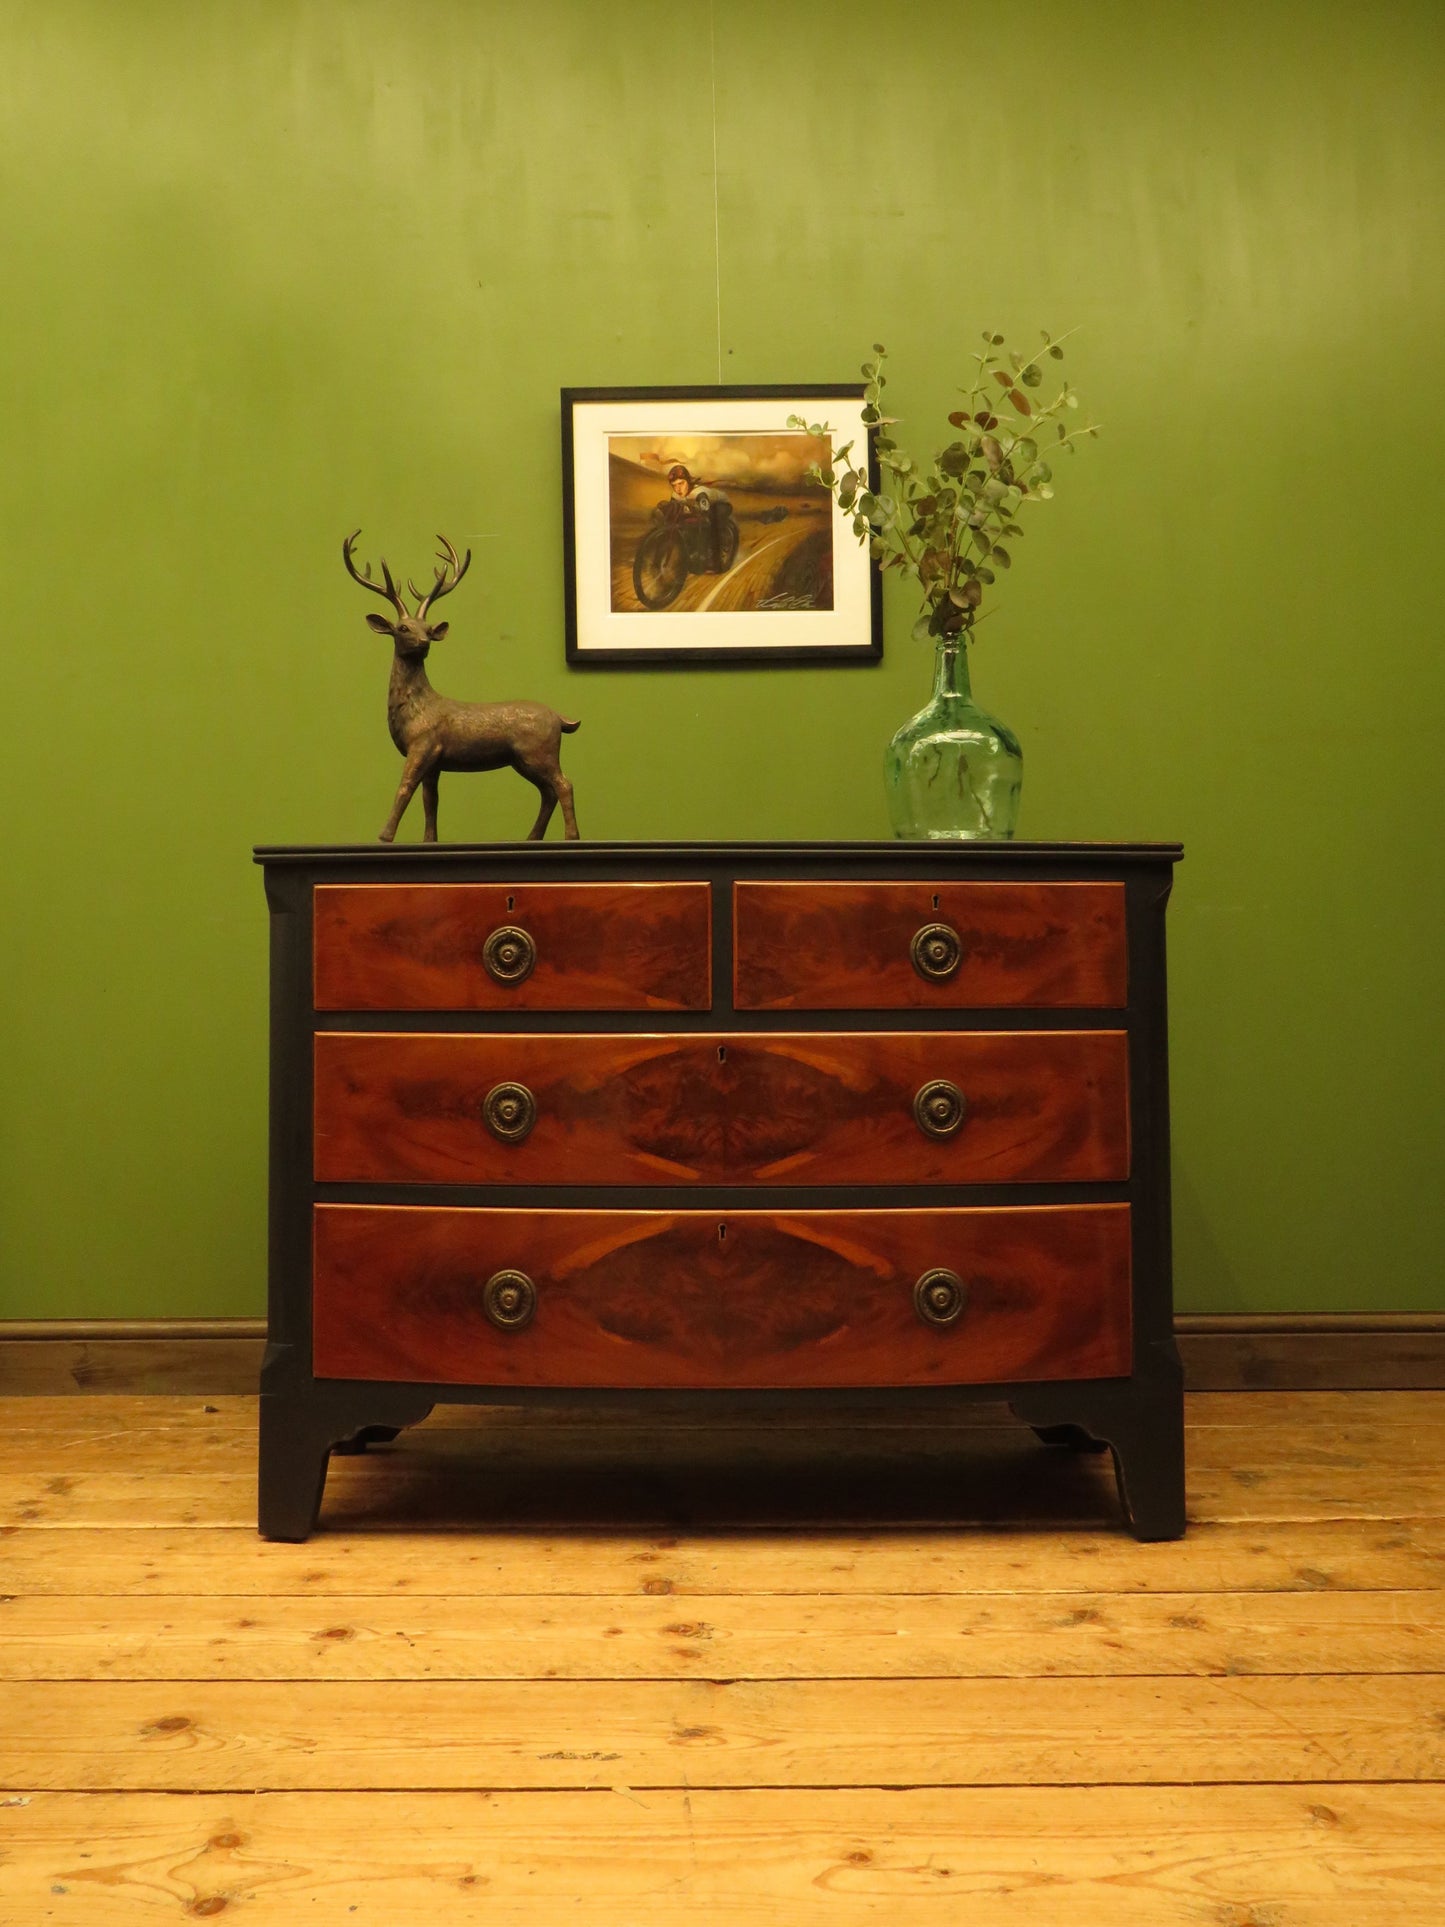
[315,1030,1129,1186]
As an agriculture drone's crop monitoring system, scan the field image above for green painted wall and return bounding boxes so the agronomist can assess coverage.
[2,0,1441,1320]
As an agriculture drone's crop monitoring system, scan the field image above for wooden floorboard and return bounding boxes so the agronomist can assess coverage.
[3,1787,1442,1925]
[1,1390,1443,1922]
[4,1588,1445,1681]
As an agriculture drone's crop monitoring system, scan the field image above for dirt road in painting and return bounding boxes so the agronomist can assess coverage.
[610,509,832,615]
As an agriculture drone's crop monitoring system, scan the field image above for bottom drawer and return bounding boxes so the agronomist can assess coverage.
[313,1204,1132,1390]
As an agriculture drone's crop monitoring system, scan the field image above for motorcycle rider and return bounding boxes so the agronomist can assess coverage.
[661,462,731,572]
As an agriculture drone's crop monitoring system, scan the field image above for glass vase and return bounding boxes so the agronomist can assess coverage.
[885,637,1022,840]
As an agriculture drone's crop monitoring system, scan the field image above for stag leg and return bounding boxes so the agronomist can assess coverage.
[421,771,440,843]
[380,747,435,843]
[554,770,580,840]
[521,772,558,841]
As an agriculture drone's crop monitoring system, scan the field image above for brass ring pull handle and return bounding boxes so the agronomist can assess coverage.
[482,1081,537,1143]
[914,1268,968,1329]
[913,1078,967,1140]
[483,924,536,985]
[910,921,963,983]
[482,1268,537,1331]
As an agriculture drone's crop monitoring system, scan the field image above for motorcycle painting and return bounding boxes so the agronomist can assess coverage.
[607,430,835,616]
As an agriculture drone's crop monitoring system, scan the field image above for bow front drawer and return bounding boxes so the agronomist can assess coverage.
[733,881,1127,1009]
[312,1202,1133,1389]
[313,882,712,1011]
[313,1029,1130,1186]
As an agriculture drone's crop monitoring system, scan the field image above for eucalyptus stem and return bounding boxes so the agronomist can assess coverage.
[798,333,1092,639]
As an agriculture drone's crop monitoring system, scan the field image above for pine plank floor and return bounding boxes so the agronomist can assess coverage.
[0,1391,1442,1923]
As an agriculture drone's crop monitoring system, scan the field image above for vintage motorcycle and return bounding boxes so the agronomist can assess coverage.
[632,496,741,609]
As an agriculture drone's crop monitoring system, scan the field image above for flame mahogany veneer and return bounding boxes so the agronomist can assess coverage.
[314,881,712,1011]
[314,1029,1130,1186]
[734,881,1128,1009]
[313,1204,1133,1389]
[256,842,1184,1542]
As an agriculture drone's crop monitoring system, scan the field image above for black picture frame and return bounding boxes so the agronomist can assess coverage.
[562,385,882,667]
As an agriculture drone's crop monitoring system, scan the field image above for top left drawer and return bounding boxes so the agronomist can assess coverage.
[313,883,712,1011]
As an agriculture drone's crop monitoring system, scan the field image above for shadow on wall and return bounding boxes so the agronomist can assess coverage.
[1171,1164,1244,1314]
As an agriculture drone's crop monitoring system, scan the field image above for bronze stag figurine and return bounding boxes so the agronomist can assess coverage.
[343,530,580,842]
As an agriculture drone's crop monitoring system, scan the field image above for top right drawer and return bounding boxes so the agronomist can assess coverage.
[733,881,1128,1010]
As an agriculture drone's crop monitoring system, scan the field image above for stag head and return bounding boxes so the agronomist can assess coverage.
[342,531,472,658]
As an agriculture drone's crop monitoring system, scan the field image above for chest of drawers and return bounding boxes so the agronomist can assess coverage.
[255,841,1184,1541]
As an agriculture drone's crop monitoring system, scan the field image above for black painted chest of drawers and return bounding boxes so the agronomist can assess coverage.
[255,840,1184,1541]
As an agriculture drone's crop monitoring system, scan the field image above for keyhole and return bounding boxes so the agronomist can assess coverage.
[717,1044,727,1063]
[718,1223,727,1243]
[506,894,515,912]
[932,894,940,910]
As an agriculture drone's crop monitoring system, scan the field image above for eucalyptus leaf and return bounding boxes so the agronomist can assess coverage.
[1021,364,1043,387]
[977,567,995,585]
[991,545,1011,569]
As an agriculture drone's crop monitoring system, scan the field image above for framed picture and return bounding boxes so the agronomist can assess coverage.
[562,385,881,666]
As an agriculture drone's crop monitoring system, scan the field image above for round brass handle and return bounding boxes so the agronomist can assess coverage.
[482,1081,537,1143]
[483,924,536,986]
[914,1268,968,1329]
[914,1078,967,1140]
[910,921,963,983]
[482,1268,537,1331]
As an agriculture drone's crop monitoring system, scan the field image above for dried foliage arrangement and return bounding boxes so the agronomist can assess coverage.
[791,333,1098,641]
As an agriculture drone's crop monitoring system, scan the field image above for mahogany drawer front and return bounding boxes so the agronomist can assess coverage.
[314,1028,1130,1186]
[313,882,712,1012]
[313,1202,1133,1389]
[733,881,1128,1010]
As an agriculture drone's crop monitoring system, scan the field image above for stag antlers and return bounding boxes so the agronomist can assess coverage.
[342,530,471,622]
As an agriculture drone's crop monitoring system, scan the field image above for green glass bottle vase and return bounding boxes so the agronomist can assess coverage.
[885,638,1022,840]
